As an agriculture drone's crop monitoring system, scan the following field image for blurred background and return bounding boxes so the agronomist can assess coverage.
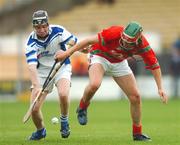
[0,0,180,102]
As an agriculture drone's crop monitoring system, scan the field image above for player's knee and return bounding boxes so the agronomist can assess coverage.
[32,107,40,114]
[59,94,68,101]
[129,93,141,105]
[89,82,101,92]
[58,89,68,98]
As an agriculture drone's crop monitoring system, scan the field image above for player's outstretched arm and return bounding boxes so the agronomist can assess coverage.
[151,68,168,104]
[55,35,98,61]
[28,64,42,99]
[28,64,41,89]
[78,45,92,54]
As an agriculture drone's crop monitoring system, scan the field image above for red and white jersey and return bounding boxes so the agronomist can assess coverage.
[90,26,160,70]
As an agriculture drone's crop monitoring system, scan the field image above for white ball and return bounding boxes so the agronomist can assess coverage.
[51,117,59,124]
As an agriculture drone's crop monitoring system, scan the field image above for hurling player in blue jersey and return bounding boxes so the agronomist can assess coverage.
[25,10,77,140]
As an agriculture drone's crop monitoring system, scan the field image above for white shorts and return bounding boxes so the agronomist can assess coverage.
[89,55,132,77]
[32,64,72,93]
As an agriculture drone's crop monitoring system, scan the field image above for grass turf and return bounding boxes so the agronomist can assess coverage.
[0,99,179,145]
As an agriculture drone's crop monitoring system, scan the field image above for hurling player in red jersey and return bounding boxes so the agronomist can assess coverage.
[55,21,168,141]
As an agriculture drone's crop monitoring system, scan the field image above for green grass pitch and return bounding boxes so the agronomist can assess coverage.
[0,99,179,145]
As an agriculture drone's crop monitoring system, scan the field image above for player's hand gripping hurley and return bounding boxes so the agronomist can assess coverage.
[23,58,67,123]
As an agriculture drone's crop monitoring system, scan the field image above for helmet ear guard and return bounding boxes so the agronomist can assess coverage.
[32,10,49,26]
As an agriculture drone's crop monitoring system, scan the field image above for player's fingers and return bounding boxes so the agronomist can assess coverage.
[160,93,168,104]
[54,50,63,60]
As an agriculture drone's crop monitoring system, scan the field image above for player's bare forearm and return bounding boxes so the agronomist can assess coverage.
[68,35,98,56]
[151,68,168,103]
[66,39,76,49]
[56,41,88,60]
[78,46,91,54]
[151,68,162,90]
[55,35,98,61]
[28,64,40,87]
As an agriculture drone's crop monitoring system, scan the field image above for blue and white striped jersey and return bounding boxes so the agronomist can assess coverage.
[25,24,77,68]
